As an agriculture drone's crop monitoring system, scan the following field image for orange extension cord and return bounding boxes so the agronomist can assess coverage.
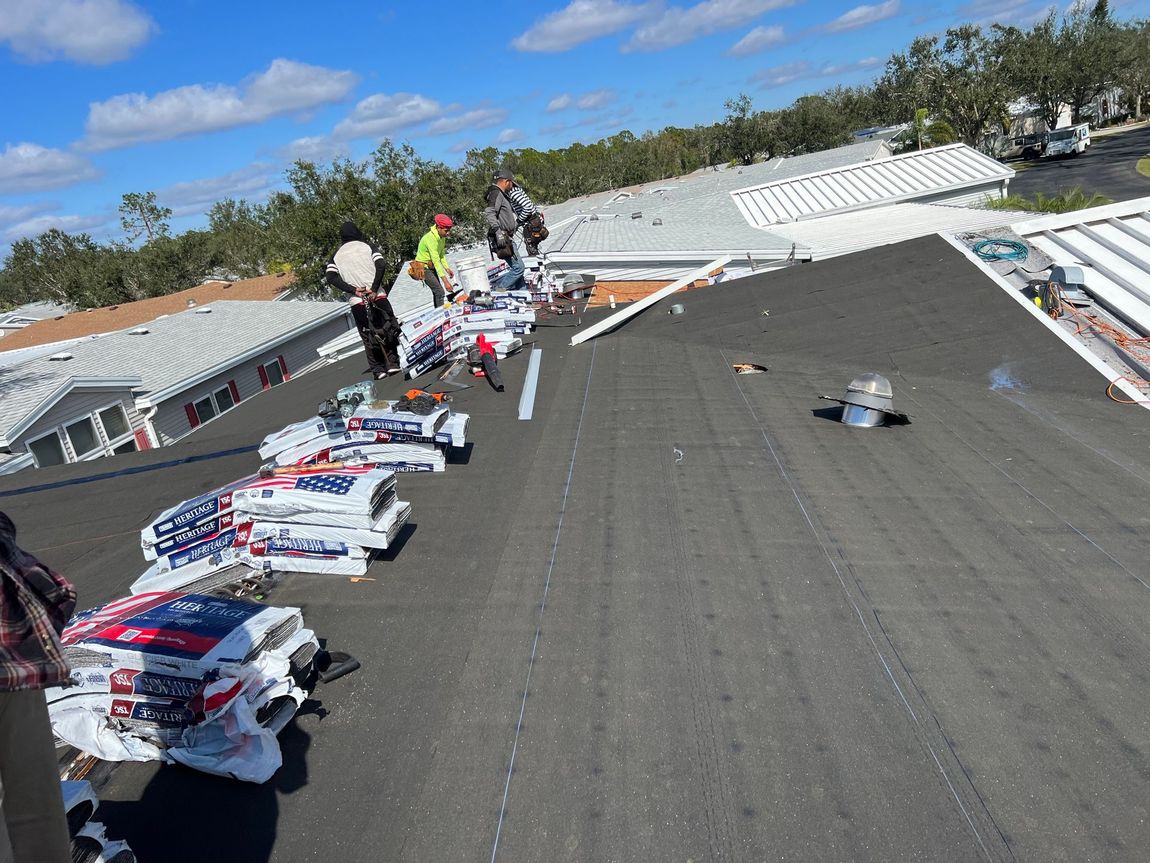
[1043,282,1150,405]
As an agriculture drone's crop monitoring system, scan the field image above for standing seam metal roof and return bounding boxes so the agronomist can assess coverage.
[730,144,1013,227]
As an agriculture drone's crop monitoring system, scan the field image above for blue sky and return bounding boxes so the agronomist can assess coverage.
[1,0,1146,249]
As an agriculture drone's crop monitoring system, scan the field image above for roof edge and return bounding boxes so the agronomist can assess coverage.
[2,375,145,446]
[134,304,349,408]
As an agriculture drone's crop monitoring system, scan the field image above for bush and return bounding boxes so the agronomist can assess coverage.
[986,187,1113,213]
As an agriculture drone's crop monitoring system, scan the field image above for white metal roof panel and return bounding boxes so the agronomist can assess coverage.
[1012,197,1150,333]
[730,144,1013,228]
[770,202,1034,260]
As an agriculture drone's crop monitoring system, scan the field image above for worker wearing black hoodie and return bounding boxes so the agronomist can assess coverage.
[325,221,401,379]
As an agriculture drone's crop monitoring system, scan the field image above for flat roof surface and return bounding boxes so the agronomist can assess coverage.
[6,235,1150,861]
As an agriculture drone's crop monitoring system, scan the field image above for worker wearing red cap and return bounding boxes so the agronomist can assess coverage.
[414,214,456,306]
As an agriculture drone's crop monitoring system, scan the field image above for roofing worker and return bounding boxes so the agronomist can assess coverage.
[485,169,528,292]
[325,221,401,380]
[505,177,548,257]
[0,510,76,863]
[414,214,456,306]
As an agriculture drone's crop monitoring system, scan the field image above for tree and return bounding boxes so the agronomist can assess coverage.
[776,95,853,155]
[1059,0,1122,122]
[721,94,769,165]
[119,191,171,244]
[997,15,1066,132]
[1114,19,1150,119]
[880,25,1013,147]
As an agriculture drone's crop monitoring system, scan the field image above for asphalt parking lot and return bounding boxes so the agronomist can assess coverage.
[1006,123,1150,203]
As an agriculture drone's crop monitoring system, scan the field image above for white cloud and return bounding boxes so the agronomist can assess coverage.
[448,139,475,154]
[2,212,113,244]
[547,89,617,113]
[496,128,525,144]
[547,94,574,113]
[0,0,155,64]
[279,136,350,163]
[728,25,787,56]
[540,120,570,135]
[824,0,900,32]
[0,143,100,194]
[958,0,1051,25]
[625,0,795,52]
[333,92,446,141]
[427,108,508,136]
[512,0,658,52]
[157,164,279,217]
[753,56,882,88]
[83,59,359,151]
[0,202,55,225]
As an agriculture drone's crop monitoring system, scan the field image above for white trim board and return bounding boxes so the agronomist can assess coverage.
[570,257,731,346]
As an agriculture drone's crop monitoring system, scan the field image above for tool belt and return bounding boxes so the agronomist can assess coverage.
[489,231,515,260]
[524,213,548,244]
[407,260,427,280]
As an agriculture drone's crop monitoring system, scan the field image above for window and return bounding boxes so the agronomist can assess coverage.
[65,416,100,457]
[193,395,217,425]
[28,432,66,468]
[98,404,130,440]
[213,384,235,413]
[262,359,285,388]
[189,383,238,427]
[112,440,138,455]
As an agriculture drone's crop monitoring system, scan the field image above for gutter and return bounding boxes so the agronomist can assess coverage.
[134,305,350,408]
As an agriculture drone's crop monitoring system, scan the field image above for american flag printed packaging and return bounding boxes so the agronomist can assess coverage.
[241,499,412,550]
[228,465,396,527]
[139,474,255,547]
[258,411,468,462]
[281,440,444,472]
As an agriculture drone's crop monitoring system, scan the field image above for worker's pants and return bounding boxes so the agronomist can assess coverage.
[494,253,527,292]
[423,269,445,307]
[0,689,71,863]
[351,301,400,374]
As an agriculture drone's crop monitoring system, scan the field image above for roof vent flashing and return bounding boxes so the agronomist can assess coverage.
[48,352,73,361]
[819,372,909,428]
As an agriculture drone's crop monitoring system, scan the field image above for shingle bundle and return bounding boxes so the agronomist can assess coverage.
[400,292,535,377]
[48,591,317,782]
[134,465,404,592]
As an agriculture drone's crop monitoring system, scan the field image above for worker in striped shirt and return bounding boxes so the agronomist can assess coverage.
[502,175,548,257]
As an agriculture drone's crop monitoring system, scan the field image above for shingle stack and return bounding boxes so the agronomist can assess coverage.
[48,591,318,782]
[400,291,535,377]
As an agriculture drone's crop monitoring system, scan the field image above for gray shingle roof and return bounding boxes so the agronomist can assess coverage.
[0,300,348,442]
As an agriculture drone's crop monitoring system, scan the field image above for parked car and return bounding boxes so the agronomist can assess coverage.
[1044,123,1091,158]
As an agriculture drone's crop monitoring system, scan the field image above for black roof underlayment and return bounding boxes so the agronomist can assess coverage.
[6,233,1150,862]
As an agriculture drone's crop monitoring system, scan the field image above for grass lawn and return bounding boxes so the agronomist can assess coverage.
[1137,155,1150,178]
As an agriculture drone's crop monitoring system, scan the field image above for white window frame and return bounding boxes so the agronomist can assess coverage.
[25,428,68,468]
[191,383,238,426]
[24,400,138,466]
[262,358,286,388]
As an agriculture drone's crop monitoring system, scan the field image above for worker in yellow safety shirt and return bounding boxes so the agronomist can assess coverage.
[413,214,456,306]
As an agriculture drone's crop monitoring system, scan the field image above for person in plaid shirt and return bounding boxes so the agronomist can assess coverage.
[0,511,75,863]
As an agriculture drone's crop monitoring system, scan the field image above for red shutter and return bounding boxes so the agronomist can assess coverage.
[278,355,290,381]
[185,403,200,428]
[133,428,152,450]
[228,380,241,403]
[257,364,270,390]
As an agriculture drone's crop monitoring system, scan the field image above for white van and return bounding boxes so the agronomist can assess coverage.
[1044,123,1091,157]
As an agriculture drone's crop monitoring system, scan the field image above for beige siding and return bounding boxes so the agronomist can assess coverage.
[18,389,143,460]
[152,316,351,445]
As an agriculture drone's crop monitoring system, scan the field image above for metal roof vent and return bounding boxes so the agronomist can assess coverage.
[652,218,663,225]
[186,299,197,308]
[194,306,212,314]
[48,352,73,361]
[631,211,643,219]
[819,372,908,428]
[128,327,149,335]
[588,215,599,221]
